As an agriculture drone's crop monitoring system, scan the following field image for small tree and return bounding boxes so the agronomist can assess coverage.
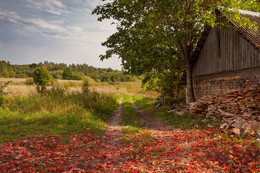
[82,79,90,94]
[33,67,51,95]
[62,68,73,80]
[0,81,10,106]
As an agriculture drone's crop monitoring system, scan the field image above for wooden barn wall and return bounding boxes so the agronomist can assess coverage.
[192,28,260,77]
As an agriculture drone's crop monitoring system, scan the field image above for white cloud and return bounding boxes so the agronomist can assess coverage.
[87,0,101,9]
[0,9,116,42]
[23,0,68,15]
[0,0,122,69]
[0,10,65,34]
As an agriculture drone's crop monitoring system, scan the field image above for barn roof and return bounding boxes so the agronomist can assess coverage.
[181,10,260,85]
[191,9,260,67]
[232,11,260,49]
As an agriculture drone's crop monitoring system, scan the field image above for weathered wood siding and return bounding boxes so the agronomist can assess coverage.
[192,28,260,76]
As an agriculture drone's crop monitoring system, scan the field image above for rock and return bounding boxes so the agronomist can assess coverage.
[231,128,241,135]
[218,109,235,118]
[255,130,260,139]
[220,123,229,130]
[167,109,176,114]
[231,120,243,129]
[194,125,199,129]
[176,111,185,116]
[247,120,260,131]
[207,124,214,128]
[242,112,252,118]
[207,105,217,111]
[156,103,162,108]
[241,123,253,138]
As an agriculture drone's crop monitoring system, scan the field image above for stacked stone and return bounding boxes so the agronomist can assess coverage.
[189,86,260,121]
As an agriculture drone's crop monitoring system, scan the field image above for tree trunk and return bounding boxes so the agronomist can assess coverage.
[185,54,195,104]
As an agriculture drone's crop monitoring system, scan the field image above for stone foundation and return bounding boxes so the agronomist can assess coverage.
[192,68,260,100]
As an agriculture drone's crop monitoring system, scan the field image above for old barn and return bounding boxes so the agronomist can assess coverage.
[188,10,260,123]
[191,10,260,100]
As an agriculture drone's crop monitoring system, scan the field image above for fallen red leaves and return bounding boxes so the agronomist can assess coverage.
[0,128,259,172]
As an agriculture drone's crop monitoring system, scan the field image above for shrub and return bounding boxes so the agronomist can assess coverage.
[0,81,10,106]
[25,78,34,85]
[47,84,68,97]
[33,67,51,95]
[62,68,73,80]
[82,79,90,94]
[72,74,82,80]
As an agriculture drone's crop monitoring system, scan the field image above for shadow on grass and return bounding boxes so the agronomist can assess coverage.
[133,96,221,130]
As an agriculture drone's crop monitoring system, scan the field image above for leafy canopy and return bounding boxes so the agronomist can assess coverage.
[93,0,259,75]
[93,0,259,103]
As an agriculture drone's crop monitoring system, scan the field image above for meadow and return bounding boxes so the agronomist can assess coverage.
[0,78,259,172]
[0,77,155,144]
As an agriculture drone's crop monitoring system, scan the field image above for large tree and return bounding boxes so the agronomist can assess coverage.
[93,0,259,103]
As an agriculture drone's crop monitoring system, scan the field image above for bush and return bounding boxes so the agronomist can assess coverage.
[0,81,10,106]
[47,85,68,97]
[72,74,82,80]
[25,78,34,85]
[33,67,51,95]
[62,68,73,80]
[82,79,90,94]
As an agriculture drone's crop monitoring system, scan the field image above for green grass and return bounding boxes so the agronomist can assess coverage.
[0,89,117,144]
[121,95,142,128]
[133,96,221,129]
[120,95,154,148]
[121,126,154,144]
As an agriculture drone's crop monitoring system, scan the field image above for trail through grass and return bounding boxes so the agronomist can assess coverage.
[133,95,221,129]
[0,90,118,144]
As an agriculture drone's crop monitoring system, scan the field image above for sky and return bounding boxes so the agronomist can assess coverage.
[0,0,122,69]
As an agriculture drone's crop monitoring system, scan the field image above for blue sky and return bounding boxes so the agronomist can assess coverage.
[0,0,121,69]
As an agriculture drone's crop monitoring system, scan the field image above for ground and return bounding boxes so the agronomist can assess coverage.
[0,96,259,172]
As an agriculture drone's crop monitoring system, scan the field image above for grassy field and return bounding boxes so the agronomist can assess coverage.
[0,77,155,144]
[0,77,153,96]
[0,83,118,144]
[1,79,259,172]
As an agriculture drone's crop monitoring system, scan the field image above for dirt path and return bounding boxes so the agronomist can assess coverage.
[100,97,125,170]
[131,100,193,168]
[132,101,172,131]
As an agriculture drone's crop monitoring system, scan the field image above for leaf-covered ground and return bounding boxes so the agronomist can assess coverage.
[1,97,259,172]
[1,128,259,172]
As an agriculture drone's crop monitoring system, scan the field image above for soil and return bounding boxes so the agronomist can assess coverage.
[96,97,192,171]
[132,102,173,131]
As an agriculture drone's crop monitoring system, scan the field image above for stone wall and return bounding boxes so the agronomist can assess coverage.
[189,79,260,137]
[193,68,260,100]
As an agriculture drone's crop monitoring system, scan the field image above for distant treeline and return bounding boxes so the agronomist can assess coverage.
[0,60,138,82]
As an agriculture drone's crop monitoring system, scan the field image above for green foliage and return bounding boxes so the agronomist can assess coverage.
[0,81,10,107]
[0,61,15,78]
[0,60,137,82]
[47,84,68,97]
[72,73,82,80]
[121,96,141,128]
[25,78,34,85]
[33,67,51,95]
[0,90,117,143]
[93,0,259,103]
[82,79,90,94]
[62,68,73,80]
